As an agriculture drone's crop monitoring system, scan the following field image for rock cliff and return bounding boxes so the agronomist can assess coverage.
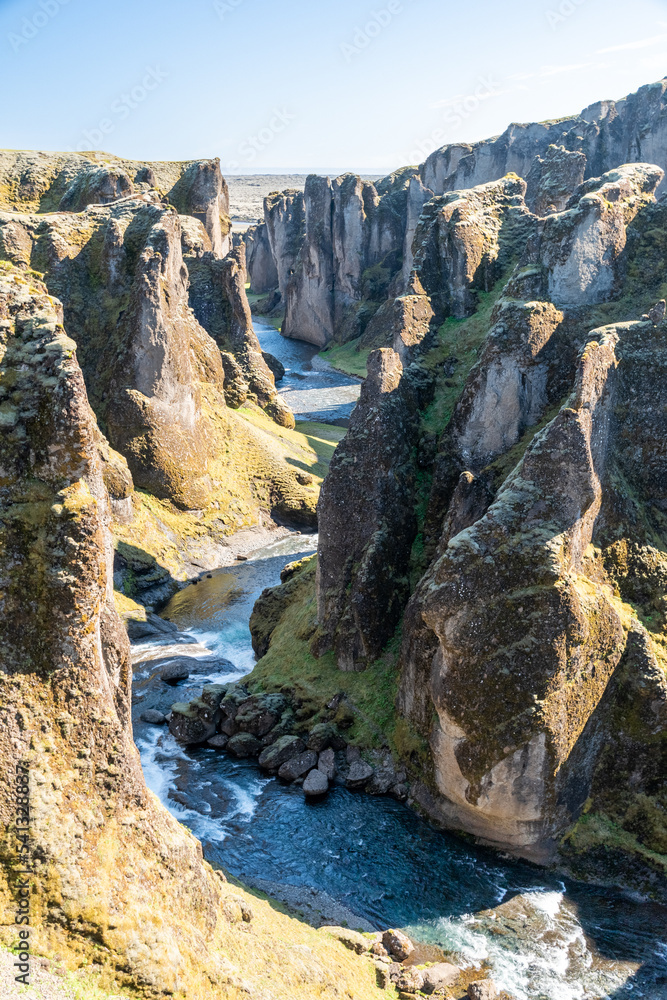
[0,153,314,588]
[300,152,667,888]
[249,77,667,355]
[0,267,390,998]
[422,77,667,202]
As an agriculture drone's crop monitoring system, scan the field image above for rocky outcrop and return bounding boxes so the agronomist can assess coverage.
[185,241,294,427]
[0,177,305,517]
[359,274,435,363]
[537,163,662,306]
[0,267,392,997]
[451,297,567,470]
[422,77,667,203]
[410,330,624,851]
[283,175,336,347]
[527,144,587,216]
[264,189,305,301]
[0,268,229,991]
[245,221,278,293]
[0,150,232,253]
[316,350,433,670]
[283,170,417,347]
[412,174,536,321]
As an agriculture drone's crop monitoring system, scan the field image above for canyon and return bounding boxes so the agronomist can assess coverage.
[0,75,666,1000]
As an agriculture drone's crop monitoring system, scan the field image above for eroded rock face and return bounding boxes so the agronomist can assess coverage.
[359,274,435,364]
[0,268,387,995]
[538,163,663,307]
[527,144,587,216]
[186,241,294,427]
[412,332,624,850]
[0,150,232,252]
[0,196,297,507]
[283,175,336,347]
[399,312,667,857]
[245,221,279,293]
[412,175,536,321]
[451,298,567,470]
[264,189,305,301]
[0,269,229,992]
[283,170,415,347]
[422,77,667,200]
[316,349,433,670]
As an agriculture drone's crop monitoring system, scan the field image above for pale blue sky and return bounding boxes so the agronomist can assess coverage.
[1,0,666,173]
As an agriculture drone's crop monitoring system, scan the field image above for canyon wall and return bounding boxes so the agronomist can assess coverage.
[246,77,667,353]
[0,267,390,998]
[309,153,667,881]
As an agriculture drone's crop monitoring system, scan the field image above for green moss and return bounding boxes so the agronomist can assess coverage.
[247,559,426,761]
[420,277,508,437]
[320,338,369,377]
[563,812,667,873]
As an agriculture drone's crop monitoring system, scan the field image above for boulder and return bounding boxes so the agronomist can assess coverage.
[169,699,218,744]
[396,967,425,993]
[467,981,497,1000]
[278,751,318,782]
[235,693,286,737]
[168,685,226,744]
[422,963,461,993]
[307,722,340,752]
[227,733,262,758]
[262,351,285,381]
[317,748,336,781]
[346,760,374,789]
[206,734,229,749]
[303,769,329,797]
[140,710,167,725]
[382,929,414,961]
[160,662,191,683]
[258,735,305,771]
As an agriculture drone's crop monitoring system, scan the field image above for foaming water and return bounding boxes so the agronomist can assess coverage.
[130,322,667,1000]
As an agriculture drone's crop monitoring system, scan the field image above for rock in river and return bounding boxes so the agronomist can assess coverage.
[467,981,497,1000]
[160,661,191,683]
[227,732,262,758]
[140,709,167,725]
[258,735,305,771]
[303,769,329,797]
[278,750,318,782]
[346,759,374,788]
[317,747,336,781]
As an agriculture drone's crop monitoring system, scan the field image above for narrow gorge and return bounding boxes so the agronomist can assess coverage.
[0,74,666,1000]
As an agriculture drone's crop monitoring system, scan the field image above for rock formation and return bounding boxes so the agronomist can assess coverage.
[316,350,433,670]
[0,267,389,998]
[0,154,312,541]
[249,77,667,353]
[309,153,667,884]
[422,77,667,202]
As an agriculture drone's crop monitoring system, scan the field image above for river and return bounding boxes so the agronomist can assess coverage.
[131,320,667,1000]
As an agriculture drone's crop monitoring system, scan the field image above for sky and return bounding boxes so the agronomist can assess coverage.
[0,0,666,175]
